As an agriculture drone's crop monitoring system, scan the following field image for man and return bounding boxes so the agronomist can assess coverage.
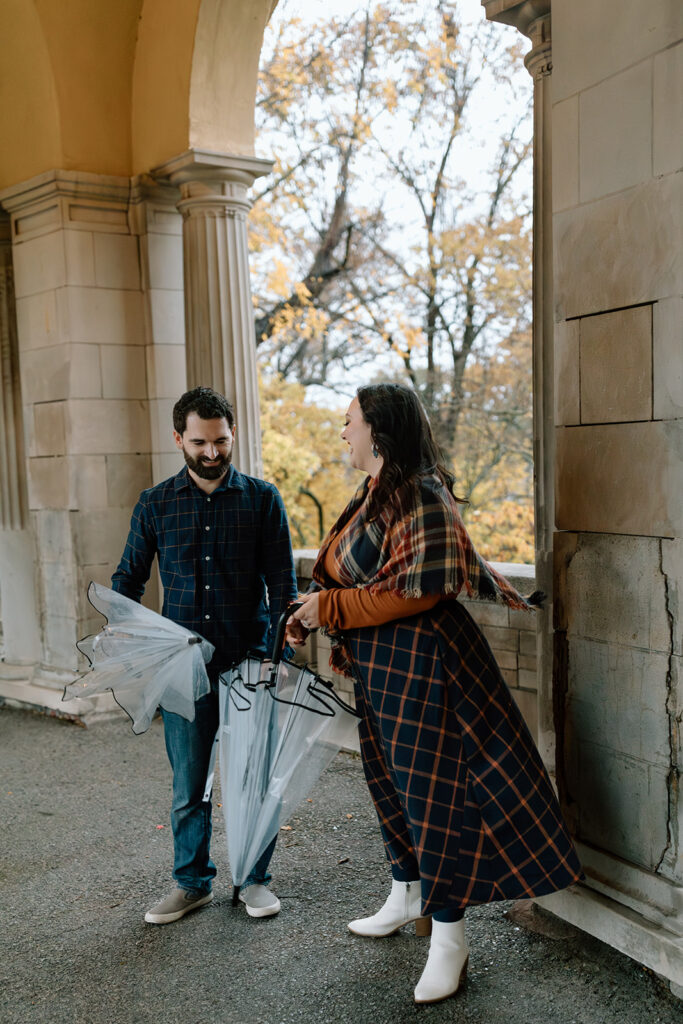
[112,386,298,925]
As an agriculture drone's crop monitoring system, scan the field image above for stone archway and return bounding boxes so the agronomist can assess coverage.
[0,0,277,704]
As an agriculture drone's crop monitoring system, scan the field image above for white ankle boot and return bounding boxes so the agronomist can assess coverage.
[348,879,430,937]
[414,918,469,1004]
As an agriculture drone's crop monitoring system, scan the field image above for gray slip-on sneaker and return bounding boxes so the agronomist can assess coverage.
[144,887,213,925]
[238,884,281,918]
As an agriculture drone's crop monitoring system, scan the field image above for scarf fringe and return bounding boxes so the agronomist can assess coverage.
[388,581,541,611]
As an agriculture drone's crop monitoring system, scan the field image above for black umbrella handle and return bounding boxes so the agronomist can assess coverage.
[271,602,302,665]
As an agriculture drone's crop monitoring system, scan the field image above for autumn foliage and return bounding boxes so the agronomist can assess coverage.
[253,1,535,562]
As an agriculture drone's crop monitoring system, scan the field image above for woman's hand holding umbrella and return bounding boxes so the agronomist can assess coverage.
[286,592,321,645]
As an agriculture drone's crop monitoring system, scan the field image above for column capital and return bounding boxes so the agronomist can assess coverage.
[152,149,274,214]
[482,1,551,79]
[481,0,549,36]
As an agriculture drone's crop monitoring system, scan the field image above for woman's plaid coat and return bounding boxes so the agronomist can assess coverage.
[314,475,582,917]
[346,601,582,916]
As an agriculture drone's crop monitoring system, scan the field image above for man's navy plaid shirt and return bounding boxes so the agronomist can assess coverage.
[112,464,298,673]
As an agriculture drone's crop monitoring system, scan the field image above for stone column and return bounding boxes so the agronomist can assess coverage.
[483,1,555,766]
[153,150,273,477]
[129,176,187,486]
[524,13,555,771]
[0,217,26,530]
[0,216,41,671]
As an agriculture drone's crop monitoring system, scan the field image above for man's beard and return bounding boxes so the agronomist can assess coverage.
[182,447,232,480]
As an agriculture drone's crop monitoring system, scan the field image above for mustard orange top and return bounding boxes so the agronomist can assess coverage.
[317,498,440,630]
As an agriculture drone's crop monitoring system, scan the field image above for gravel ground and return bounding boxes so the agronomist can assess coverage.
[0,705,680,1024]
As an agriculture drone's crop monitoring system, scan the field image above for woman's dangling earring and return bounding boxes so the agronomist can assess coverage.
[372,443,379,459]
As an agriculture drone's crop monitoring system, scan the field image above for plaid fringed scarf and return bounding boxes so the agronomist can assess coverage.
[312,474,541,674]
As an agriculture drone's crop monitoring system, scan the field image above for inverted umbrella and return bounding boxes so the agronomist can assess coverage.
[63,581,214,734]
[218,604,360,903]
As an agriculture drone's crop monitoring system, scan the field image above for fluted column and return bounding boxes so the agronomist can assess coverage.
[0,215,40,668]
[483,1,554,764]
[0,218,26,530]
[154,150,273,477]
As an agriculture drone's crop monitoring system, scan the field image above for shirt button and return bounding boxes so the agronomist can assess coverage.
[207,497,211,502]
[205,556,210,561]
[205,525,210,531]
[204,614,210,620]
[205,585,210,590]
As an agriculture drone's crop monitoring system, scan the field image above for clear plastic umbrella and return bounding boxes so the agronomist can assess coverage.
[218,604,359,902]
[63,581,214,734]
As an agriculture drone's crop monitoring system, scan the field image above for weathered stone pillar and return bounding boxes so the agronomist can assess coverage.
[483,0,555,765]
[153,150,273,477]
[0,218,26,531]
[525,14,555,770]
[0,170,154,703]
[484,0,683,996]
[129,176,188,486]
[0,216,41,672]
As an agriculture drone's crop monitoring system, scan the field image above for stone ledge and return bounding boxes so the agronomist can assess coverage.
[577,840,683,933]
[537,885,683,995]
[0,663,123,719]
[293,551,536,593]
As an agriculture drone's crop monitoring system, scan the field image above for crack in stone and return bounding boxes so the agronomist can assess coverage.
[654,540,678,875]
[552,533,581,831]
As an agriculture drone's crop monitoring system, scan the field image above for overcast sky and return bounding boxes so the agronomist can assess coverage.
[263,0,532,194]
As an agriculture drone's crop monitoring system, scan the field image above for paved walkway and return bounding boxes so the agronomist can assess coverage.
[1,705,680,1024]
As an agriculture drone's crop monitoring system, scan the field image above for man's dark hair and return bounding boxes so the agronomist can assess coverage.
[173,386,235,434]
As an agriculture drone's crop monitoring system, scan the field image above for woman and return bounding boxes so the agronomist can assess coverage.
[286,383,582,1005]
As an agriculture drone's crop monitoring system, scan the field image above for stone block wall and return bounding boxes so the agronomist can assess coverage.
[293,553,539,740]
[551,0,683,894]
[535,2,683,986]
[0,172,186,699]
[460,584,539,740]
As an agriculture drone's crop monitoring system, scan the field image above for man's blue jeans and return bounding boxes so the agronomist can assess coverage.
[161,682,275,895]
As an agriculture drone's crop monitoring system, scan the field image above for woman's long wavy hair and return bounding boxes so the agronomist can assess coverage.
[357,383,464,520]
